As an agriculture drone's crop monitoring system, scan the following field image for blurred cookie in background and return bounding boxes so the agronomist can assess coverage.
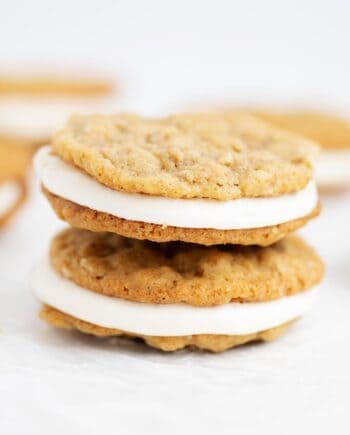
[0,138,31,227]
[252,111,350,191]
[0,73,118,152]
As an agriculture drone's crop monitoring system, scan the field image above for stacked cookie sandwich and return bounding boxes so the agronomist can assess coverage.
[33,112,324,352]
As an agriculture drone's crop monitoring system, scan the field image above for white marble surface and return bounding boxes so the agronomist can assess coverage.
[1,176,350,434]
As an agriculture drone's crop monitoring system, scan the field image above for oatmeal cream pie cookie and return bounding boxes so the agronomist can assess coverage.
[0,73,117,150]
[253,111,350,190]
[0,138,30,227]
[31,228,324,352]
[35,112,320,246]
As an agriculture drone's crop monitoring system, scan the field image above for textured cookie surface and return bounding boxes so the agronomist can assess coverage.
[0,75,113,96]
[52,112,319,200]
[253,111,350,150]
[50,228,324,307]
[44,187,320,246]
[40,305,293,352]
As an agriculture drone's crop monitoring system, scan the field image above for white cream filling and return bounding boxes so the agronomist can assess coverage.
[31,257,318,336]
[34,146,318,230]
[0,180,21,217]
[316,149,350,187]
[0,96,118,140]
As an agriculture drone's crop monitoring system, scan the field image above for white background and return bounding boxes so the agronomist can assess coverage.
[1,0,350,114]
[1,1,350,434]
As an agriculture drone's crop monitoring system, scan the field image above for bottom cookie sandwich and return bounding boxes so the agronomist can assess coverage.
[32,229,324,352]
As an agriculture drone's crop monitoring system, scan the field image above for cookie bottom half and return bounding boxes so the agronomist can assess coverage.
[43,188,320,247]
[40,305,294,352]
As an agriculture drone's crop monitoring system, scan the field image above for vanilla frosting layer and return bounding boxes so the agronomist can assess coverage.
[0,180,21,217]
[316,149,350,187]
[32,257,318,336]
[35,147,318,230]
[0,96,118,140]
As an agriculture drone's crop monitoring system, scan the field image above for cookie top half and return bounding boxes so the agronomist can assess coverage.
[253,111,350,150]
[51,112,319,200]
[50,228,324,307]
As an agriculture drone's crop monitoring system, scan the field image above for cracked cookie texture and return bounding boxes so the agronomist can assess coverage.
[50,228,324,307]
[51,112,319,200]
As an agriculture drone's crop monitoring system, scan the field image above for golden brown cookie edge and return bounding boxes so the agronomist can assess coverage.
[43,187,320,247]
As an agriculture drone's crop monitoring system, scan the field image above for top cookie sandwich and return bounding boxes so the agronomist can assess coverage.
[252,110,350,189]
[35,112,320,246]
[0,74,116,149]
